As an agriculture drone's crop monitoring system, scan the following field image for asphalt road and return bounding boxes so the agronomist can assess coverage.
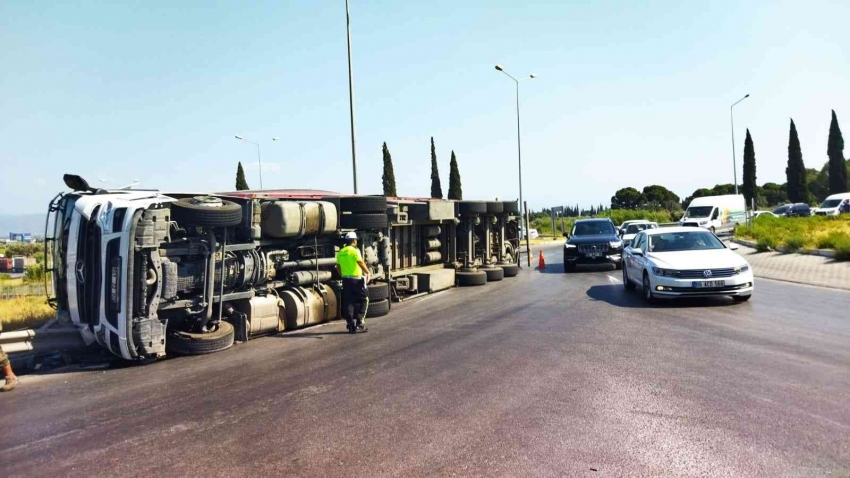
[3,244,849,477]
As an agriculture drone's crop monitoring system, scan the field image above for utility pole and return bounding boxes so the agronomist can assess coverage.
[345,0,358,193]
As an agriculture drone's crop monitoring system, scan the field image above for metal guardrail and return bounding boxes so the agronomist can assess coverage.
[0,320,89,355]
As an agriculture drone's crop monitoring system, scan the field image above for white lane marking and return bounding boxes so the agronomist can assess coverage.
[607,275,622,284]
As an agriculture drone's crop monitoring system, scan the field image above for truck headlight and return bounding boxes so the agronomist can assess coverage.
[109,256,122,314]
[699,220,708,226]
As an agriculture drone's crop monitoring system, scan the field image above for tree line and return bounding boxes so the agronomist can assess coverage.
[233,137,464,200]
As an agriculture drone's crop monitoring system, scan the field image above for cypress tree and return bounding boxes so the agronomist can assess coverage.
[742,129,757,207]
[786,119,809,203]
[447,150,462,200]
[827,110,847,194]
[430,137,443,199]
[381,142,398,197]
[235,161,250,190]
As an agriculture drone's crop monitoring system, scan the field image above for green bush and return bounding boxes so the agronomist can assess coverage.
[830,233,850,261]
[815,231,846,250]
[783,236,805,252]
[23,263,45,283]
[0,273,11,281]
[756,236,775,252]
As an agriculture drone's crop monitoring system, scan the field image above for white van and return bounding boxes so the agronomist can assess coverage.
[813,193,850,216]
[679,194,746,234]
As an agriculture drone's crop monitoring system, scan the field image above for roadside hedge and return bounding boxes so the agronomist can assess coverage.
[736,215,850,260]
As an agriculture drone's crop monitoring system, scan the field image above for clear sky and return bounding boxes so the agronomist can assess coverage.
[2,0,848,214]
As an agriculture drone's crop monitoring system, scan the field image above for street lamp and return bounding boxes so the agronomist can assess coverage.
[345,0,358,193]
[730,94,750,196]
[235,135,263,189]
[495,64,536,267]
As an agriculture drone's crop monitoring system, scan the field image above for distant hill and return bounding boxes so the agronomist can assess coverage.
[0,214,46,238]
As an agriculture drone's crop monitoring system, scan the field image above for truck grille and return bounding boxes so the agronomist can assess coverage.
[76,207,102,329]
[677,268,737,279]
[577,244,608,254]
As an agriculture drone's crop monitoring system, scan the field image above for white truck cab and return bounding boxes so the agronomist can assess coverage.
[813,193,850,216]
[679,195,746,234]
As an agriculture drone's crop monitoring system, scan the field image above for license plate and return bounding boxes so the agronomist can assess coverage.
[586,252,603,258]
[692,280,726,288]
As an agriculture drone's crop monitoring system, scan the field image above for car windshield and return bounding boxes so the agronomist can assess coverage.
[773,205,790,214]
[626,223,654,234]
[684,206,713,218]
[573,222,615,236]
[820,199,842,208]
[647,231,725,253]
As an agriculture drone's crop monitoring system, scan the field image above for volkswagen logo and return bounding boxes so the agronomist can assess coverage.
[703,269,713,278]
[75,260,86,284]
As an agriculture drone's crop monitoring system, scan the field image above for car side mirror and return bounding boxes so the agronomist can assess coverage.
[632,248,643,256]
[563,232,569,238]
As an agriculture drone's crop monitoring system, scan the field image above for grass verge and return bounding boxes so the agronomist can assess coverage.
[0,296,55,331]
[736,215,850,260]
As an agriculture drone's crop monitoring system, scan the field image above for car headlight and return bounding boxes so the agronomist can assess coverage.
[609,240,623,249]
[565,244,576,249]
[734,265,750,274]
[652,267,679,277]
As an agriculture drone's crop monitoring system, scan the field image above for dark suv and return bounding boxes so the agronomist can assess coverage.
[787,203,812,217]
[563,218,623,272]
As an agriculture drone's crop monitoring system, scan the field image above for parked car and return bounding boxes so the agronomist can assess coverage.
[522,228,539,240]
[618,220,646,236]
[813,193,850,216]
[752,210,777,219]
[772,204,793,217]
[621,221,658,246]
[786,203,812,217]
[679,194,746,234]
[563,218,623,272]
[622,227,754,303]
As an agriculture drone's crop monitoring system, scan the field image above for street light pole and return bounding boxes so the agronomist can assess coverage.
[495,65,536,267]
[235,135,263,189]
[345,0,358,194]
[730,94,750,196]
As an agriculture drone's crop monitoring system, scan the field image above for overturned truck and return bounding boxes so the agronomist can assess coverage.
[45,175,521,361]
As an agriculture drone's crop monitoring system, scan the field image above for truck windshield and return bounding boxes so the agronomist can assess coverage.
[819,199,842,208]
[47,194,79,308]
[684,206,713,218]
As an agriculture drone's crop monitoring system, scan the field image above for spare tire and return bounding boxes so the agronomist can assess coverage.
[457,270,487,286]
[480,266,504,282]
[367,299,390,318]
[340,213,388,230]
[171,197,243,228]
[498,263,520,277]
[368,282,390,301]
[338,196,387,214]
[457,201,487,215]
[486,202,504,214]
[166,321,235,355]
[502,201,520,214]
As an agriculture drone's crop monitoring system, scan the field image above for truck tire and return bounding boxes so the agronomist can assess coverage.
[502,201,520,214]
[486,202,504,214]
[457,201,487,215]
[480,266,504,282]
[499,263,519,277]
[340,213,388,230]
[338,196,387,213]
[367,299,390,318]
[166,321,235,355]
[171,197,243,228]
[457,270,487,286]
[368,282,390,301]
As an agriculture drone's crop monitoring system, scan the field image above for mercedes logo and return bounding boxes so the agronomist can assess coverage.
[703,270,712,278]
[75,260,86,284]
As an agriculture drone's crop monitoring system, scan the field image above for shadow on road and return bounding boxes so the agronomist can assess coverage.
[538,262,618,275]
[586,284,740,309]
[274,329,352,340]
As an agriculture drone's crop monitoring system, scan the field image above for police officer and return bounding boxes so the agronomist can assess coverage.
[0,320,18,392]
[336,232,371,333]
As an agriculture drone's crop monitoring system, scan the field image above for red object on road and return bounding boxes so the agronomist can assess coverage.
[537,250,546,270]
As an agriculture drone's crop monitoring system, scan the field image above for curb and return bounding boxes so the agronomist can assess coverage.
[732,238,836,259]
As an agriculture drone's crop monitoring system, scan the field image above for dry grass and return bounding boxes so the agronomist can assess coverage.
[0,296,56,331]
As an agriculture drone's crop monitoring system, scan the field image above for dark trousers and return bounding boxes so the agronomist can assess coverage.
[342,277,368,328]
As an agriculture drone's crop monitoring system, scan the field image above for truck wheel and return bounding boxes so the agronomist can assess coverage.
[457,270,487,286]
[367,299,390,318]
[480,266,504,282]
[340,213,388,230]
[338,196,387,214]
[170,196,243,228]
[368,282,390,301]
[502,201,520,214]
[166,321,235,355]
[457,201,487,215]
[486,202,504,214]
[498,263,519,277]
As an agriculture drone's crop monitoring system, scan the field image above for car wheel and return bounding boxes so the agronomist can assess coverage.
[732,295,751,302]
[614,261,622,270]
[642,272,656,304]
[623,265,636,290]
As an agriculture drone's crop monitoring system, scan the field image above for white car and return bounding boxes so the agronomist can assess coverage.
[522,228,539,240]
[620,221,658,246]
[621,227,754,303]
[752,210,777,218]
